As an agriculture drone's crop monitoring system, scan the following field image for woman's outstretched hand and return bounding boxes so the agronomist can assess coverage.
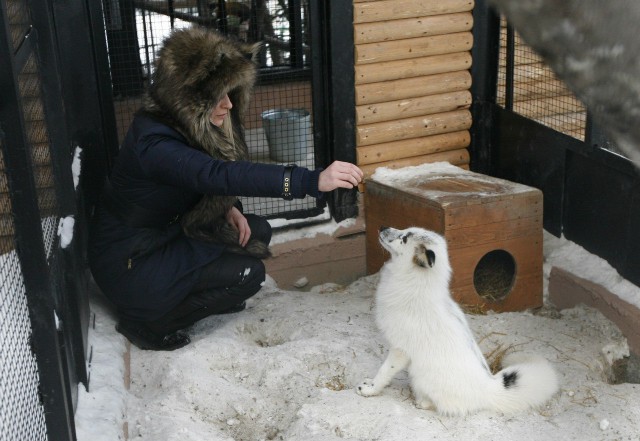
[318,161,364,192]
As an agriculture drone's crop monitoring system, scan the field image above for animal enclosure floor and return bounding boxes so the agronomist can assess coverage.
[77,271,639,441]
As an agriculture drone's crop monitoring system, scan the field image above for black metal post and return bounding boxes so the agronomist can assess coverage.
[105,0,145,97]
[30,0,93,399]
[470,0,501,174]
[249,0,259,42]
[289,0,304,69]
[217,0,228,34]
[311,0,358,222]
[585,112,618,154]
[309,0,328,169]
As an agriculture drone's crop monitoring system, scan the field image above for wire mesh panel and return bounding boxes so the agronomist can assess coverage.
[1,0,84,433]
[0,249,48,441]
[18,54,60,257]
[0,49,63,441]
[497,18,587,141]
[103,0,322,220]
[1,3,47,441]
[0,130,49,441]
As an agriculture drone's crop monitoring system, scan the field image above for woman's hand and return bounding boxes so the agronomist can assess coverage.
[318,161,364,192]
[226,206,251,246]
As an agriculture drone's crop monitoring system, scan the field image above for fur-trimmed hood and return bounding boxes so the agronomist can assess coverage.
[143,27,260,160]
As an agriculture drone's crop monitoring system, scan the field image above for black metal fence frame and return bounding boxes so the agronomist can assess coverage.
[1,10,77,441]
[471,0,640,287]
[1,0,120,437]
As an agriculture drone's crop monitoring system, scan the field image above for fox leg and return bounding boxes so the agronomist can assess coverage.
[356,347,410,396]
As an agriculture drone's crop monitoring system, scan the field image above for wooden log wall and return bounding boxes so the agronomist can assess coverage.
[497,20,587,140]
[354,0,475,180]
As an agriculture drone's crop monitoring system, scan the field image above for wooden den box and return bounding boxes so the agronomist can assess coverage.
[365,165,543,312]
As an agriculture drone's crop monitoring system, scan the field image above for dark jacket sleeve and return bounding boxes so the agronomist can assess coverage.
[134,121,322,199]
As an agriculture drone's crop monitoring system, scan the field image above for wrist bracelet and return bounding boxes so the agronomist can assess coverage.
[282,164,295,200]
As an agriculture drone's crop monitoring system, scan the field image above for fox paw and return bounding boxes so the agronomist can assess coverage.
[415,398,435,411]
[356,379,379,396]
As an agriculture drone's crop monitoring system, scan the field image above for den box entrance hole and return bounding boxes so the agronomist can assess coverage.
[473,249,516,302]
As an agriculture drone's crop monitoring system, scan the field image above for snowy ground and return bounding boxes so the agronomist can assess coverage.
[75,229,640,441]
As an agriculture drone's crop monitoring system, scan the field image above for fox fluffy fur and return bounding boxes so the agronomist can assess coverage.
[356,226,558,416]
[143,27,269,258]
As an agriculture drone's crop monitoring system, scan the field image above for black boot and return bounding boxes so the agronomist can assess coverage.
[116,318,191,351]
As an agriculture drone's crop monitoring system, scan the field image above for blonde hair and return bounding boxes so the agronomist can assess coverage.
[221,112,235,145]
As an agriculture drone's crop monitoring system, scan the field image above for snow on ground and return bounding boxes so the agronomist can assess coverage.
[75,226,640,441]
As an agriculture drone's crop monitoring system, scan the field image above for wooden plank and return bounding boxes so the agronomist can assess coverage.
[360,148,470,179]
[21,97,45,122]
[33,166,55,188]
[355,52,472,85]
[496,77,572,102]
[356,90,471,124]
[356,109,472,146]
[356,70,472,105]
[510,95,586,119]
[357,130,470,165]
[444,216,542,250]
[533,112,587,137]
[0,190,11,215]
[549,267,640,355]
[499,26,529,45]
[354,0,474,24]
[2,143,55,172]
[25,119,49,144]
[354,12,473,44]
[0,213,14,235]
[358,162,471,194]
[365,184,446,273]
[498,47,543,66]
[355,32,473,65]
[0,236,14,255]
[444,192,542,229]
[498,62,559,84]
[0,187,57,215]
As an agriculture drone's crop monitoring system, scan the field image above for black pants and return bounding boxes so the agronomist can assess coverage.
[148,214,271,334]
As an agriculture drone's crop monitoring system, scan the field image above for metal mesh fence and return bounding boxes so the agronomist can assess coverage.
[5,0,29,51]
[0,27,65,441]
[0,149,48,441]
[497,18,587,141]
[0,0,50,438]
[18,54,59,258]
[104,0,322,220]
[0,135,12,254]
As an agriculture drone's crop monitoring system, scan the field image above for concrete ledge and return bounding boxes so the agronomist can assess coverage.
[265,218,367,291]
[549,266,640,355]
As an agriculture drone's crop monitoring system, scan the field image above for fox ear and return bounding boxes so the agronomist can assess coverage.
[426,249,436,267]
[413,244,435,268]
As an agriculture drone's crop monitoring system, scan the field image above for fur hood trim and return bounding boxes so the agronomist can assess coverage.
[143,27,260,159]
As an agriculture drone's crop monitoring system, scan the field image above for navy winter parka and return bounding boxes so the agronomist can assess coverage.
[88,114,322,321]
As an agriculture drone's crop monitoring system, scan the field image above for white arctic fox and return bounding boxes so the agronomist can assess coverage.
[356,226,558,416]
